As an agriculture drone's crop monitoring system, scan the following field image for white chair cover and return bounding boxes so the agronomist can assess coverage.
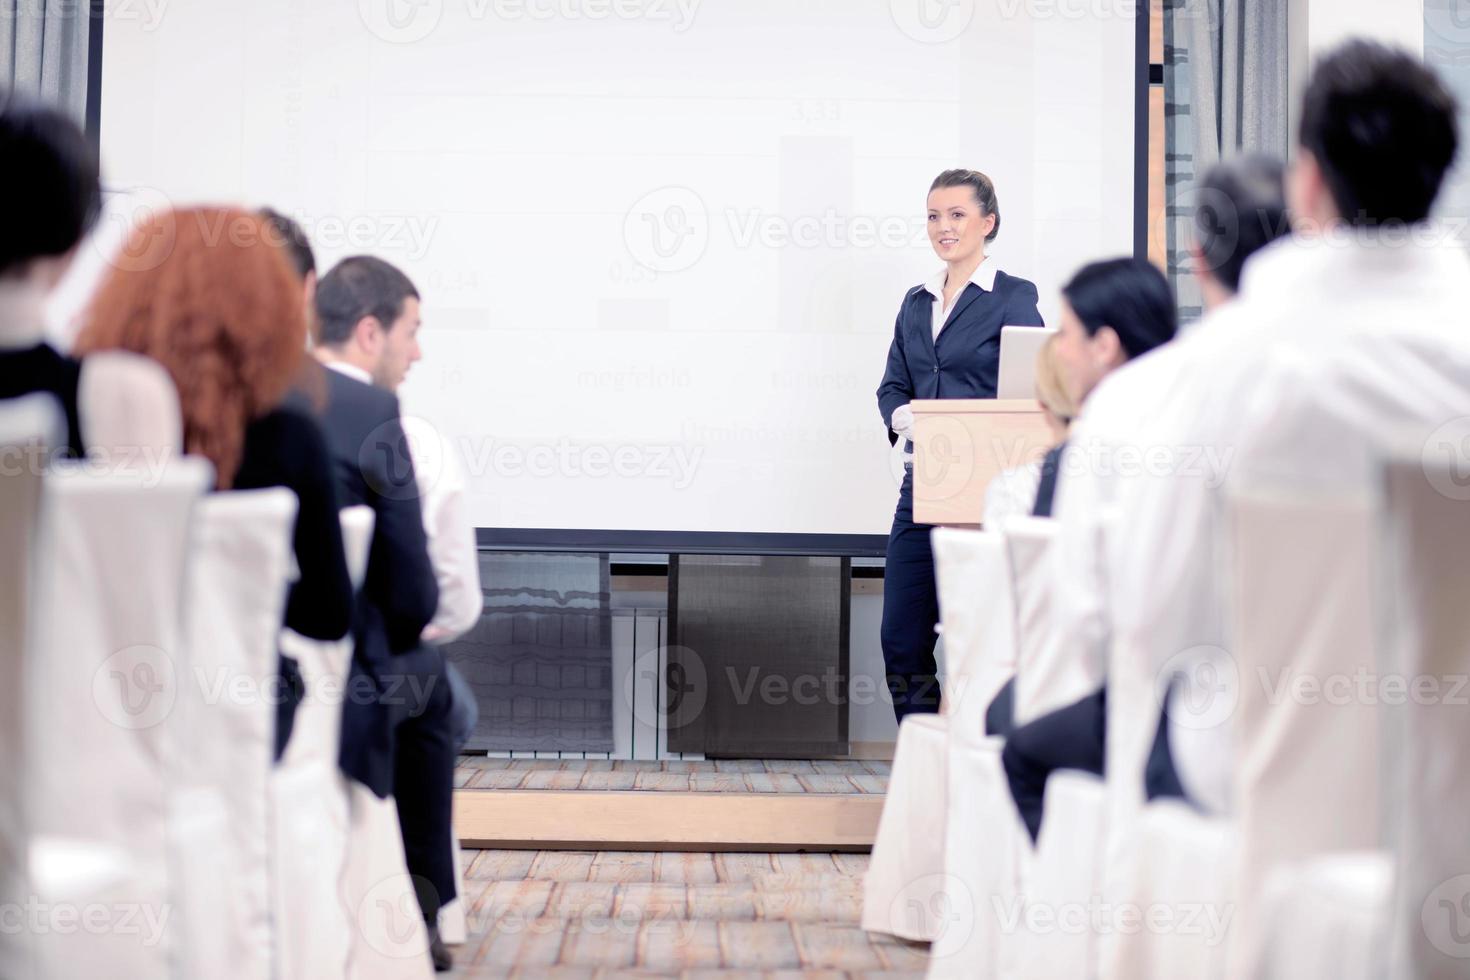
[1380,454,1470,979]
[0,396,61,980]
[76,350,183,466]
[932,528,1017,741]
[272,506,374,980]
[28,458,212,980]
[1106,485,1380,980]
[1108,799,1234,980]
[1005,517,1078,727]
[864,530,1014,944]
[1019,771,1108,978]
[862,714,949,941]
[1254,851,1391,980]
[343,784,436,980]
[171,489,298,980]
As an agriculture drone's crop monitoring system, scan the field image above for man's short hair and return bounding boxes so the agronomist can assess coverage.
[1299,40,1458,226]
[259,208,316,282]
[314,255,419,346]
[1,90,101,278]
[1195,154,1289,294]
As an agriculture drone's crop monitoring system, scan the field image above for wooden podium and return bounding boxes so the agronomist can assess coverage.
[910,398,1053,526]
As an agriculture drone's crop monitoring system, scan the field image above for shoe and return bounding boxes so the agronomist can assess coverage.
[427,922,453,972]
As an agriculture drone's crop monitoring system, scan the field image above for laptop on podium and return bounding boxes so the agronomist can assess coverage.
[996,325,1057,399]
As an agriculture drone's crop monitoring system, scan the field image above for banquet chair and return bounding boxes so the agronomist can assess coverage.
[272,506,374,980]
[77,350,183,465]
[171,489,298,980]
[0,396,61,980]
[1252,451,1470,980]
[864,528,1015,950]
[27,453,213,979]
[1103,482,1380,980]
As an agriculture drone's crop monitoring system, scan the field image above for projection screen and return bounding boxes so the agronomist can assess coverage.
[99,0,1140,547]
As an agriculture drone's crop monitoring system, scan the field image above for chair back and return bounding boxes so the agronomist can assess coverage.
[932,527,1014,743]
[1382,452,1470,979]
[173,489,298,980]
[29,457,212,978]
[1224,481,1380,972]
[0,396,61,978]
[1004,517,1075,725]
[271,504,374,980]
[77,350,183,466]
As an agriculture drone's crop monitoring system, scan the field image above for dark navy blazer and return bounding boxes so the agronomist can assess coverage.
[876,270,1045,448]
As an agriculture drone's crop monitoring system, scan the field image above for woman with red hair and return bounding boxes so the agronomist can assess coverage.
[75,206,353,757]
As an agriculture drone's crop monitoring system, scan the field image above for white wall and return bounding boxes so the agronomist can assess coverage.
[1288,0,1427,145]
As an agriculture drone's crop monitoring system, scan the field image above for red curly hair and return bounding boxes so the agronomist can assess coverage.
[74,206,310,489]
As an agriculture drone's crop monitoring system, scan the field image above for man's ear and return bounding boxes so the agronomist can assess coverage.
[352,315,383,354]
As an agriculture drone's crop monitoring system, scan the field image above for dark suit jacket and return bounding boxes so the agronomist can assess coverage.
[876,271,1045,449]
[295,368,439,796]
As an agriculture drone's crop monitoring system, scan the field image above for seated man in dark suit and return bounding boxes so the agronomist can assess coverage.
[0,91,101,455]
[293,255,456,971]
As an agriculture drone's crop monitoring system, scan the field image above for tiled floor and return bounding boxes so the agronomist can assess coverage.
[455,758,892,795]
[447,849,927,979]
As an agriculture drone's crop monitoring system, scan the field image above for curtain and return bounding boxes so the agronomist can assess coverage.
[0,0,91,121]
[1164,0,1289,320]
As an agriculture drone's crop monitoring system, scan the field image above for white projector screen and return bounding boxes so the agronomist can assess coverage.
[100,0,1138,544]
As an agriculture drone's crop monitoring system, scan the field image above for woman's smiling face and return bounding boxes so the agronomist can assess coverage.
[927,185,994,266]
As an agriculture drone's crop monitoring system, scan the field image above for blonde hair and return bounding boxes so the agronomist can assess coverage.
[1033,334,1077,429]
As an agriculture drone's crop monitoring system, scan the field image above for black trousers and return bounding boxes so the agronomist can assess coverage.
[1001,686,1107,843]
[383,643,458,921]
[881,471,942,721]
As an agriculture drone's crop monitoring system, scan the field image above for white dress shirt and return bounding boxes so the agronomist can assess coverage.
[1102,231,1470,814]
[891,256,1001,445]
[923,255,999,342]
[323,360,485,643]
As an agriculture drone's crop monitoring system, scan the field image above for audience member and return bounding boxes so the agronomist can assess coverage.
[0,92,101,456]
[1117,40,1468,814]
[995,257,1177,833]
[299,254,456,971]
[73,206,354,757]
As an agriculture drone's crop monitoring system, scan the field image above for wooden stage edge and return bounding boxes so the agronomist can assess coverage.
[454,789,884,852]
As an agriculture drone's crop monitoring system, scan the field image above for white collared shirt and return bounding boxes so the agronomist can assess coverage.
[1062,230,1470,816]
[923,255,998,342]
[323,359,485,643]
